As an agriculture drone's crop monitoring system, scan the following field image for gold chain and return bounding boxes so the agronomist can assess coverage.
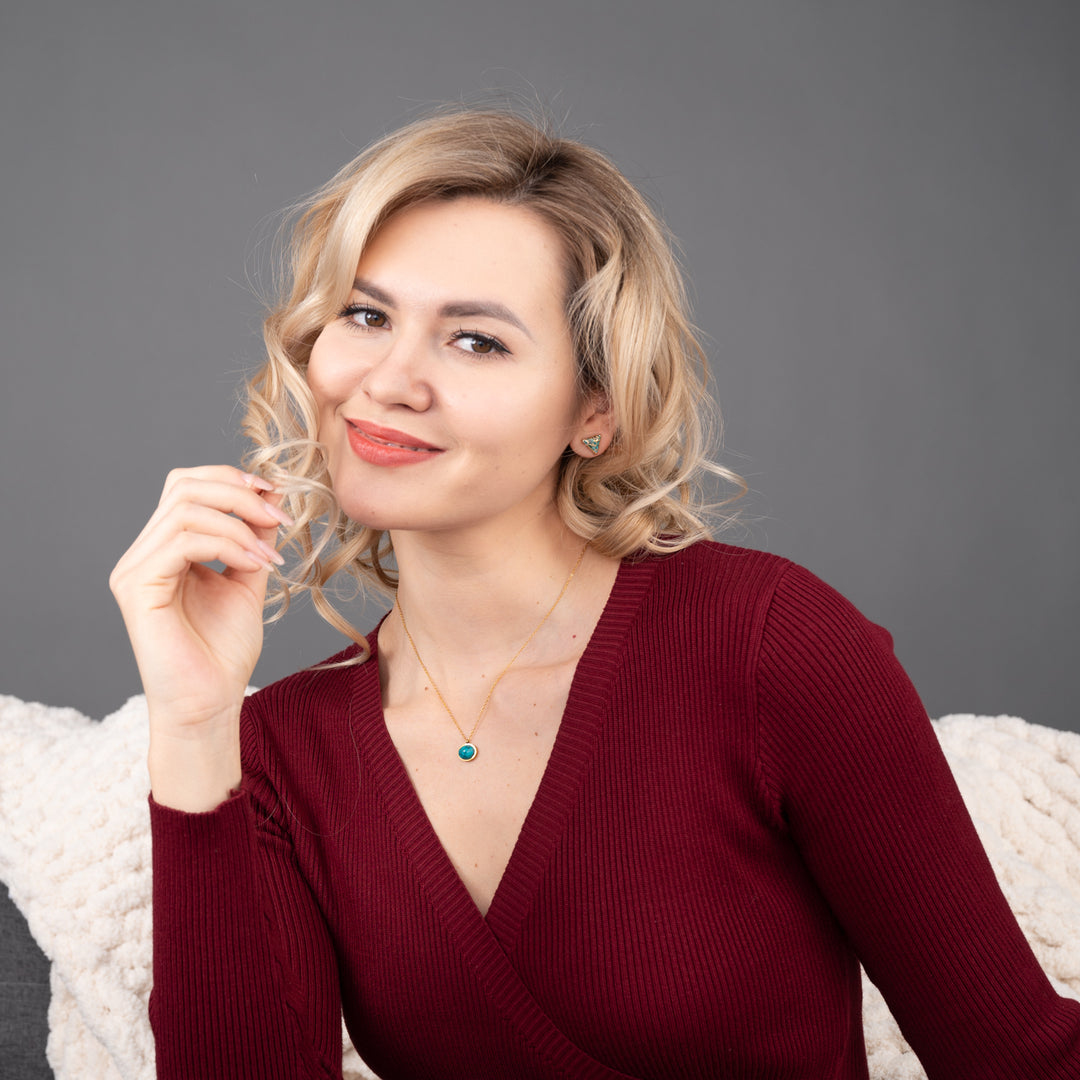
[395,542,589,761]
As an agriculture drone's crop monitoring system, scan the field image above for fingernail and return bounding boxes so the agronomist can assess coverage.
[264,503,295,527]
[256,539,285,566]
[244,549,273,571]
[243,473,275,492]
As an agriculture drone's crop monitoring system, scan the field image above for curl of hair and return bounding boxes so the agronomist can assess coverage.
[242,107,746,658]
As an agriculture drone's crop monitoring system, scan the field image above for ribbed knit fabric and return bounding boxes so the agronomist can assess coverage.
[149,543,1080,1079]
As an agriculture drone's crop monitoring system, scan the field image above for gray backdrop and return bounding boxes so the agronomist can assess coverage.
[3,0,1078,735]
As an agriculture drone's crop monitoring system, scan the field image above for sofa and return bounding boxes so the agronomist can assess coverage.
[2,693,1078,1079]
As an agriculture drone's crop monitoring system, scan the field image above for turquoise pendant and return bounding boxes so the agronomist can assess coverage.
[458,743,477,762]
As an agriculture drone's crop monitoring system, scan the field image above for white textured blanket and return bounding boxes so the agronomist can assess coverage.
[1,694,1077,1079]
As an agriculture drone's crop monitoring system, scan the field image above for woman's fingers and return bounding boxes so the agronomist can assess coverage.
[157,502,285,566]
[115,503,276,581]
[109,467,288,779]
[112,528,269,607]
[153,472,293,533]
[161,464,271,499]
[151,531,271,583]
[140,474,292,557]
[110,466,294,602]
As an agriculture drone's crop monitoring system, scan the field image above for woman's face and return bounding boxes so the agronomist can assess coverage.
[307,197,596,539]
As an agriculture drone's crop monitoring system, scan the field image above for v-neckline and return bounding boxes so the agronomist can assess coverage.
[350,555,659,954]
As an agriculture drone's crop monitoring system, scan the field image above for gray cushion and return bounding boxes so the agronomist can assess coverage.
[0,885,51,1079]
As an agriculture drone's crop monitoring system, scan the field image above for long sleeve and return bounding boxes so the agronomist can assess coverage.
[148,704,344,1079]
[143,546,1080,1078]
[755,563,1080,1079]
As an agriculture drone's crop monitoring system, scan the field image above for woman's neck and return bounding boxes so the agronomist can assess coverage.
[388,517,591,662]
[377,514,622,724]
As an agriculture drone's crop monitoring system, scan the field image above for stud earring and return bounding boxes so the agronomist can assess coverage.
[581,434,603,455]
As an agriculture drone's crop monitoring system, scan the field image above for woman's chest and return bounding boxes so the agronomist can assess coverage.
[381,662,575,916]
[317,734,863,1080]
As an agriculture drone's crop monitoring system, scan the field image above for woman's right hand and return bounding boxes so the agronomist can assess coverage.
[109,465,293,810]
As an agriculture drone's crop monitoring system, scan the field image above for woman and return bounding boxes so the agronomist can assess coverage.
[111,110,1080,1079]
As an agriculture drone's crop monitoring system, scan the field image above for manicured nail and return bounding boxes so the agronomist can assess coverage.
[256,539,285,566]
[242,473,275,492]
[264,503,295,527]
[244,549,273,571]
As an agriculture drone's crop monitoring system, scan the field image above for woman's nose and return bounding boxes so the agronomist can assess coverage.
[359,334,433,411]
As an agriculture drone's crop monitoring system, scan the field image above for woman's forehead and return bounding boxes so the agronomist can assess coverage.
[350,198,570,323]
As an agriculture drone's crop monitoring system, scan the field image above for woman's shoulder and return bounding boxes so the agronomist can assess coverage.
[644,539,796,606]
[647,540,887,645]
[242,636,377,722]
[671,544,903,707]
[658,539,792,578]
[238,637,381,786]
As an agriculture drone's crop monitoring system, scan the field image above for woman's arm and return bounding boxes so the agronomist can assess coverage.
[149,732,344,1079]
[109,465,290,811]
[756,564,1080,1079]
[112,466,343,1077]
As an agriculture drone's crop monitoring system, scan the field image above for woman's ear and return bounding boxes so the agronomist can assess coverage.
[571,392,616,458]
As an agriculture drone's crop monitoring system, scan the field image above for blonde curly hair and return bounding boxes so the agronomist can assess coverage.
[243,107,745,653]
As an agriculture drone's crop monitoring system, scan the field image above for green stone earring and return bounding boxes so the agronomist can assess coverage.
[581,434,602,455]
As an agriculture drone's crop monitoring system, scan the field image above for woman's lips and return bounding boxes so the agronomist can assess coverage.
[346,419,443,466]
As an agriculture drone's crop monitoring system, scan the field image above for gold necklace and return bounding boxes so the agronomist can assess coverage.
[395,542,589,762]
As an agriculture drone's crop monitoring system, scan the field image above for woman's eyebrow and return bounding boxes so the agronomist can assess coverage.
[352,277,532,340]
[352,278,396,307]
[439,301,532,340]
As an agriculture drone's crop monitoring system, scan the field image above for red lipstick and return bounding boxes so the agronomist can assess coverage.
[346,420,443,467]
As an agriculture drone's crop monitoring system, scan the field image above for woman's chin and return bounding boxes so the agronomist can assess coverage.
[335,499,434,534]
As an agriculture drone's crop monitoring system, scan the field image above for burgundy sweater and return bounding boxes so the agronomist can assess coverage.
[149,543,1080,1078]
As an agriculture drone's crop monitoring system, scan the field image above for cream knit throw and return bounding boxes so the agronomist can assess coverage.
[1,694,1078,1080]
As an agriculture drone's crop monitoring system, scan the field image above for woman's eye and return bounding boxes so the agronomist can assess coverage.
[339,304,388,329]
[451,330,508,356]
